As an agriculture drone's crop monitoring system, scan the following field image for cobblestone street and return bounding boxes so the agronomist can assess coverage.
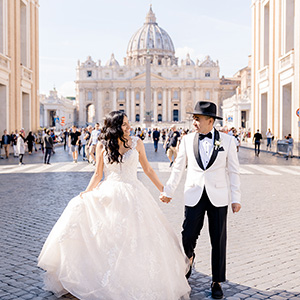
[0,140,300,299]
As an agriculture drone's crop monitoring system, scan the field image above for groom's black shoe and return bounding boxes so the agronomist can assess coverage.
[185,253,195,279]
[211,282,223,299]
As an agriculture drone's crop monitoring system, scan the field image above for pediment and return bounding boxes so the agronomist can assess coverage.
[83,56,97,68]
[199,55,217,68]
[132,72,165,81]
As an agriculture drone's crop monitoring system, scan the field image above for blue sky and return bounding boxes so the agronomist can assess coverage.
[39,0,252,97]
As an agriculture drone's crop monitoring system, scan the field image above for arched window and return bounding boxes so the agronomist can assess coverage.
[119,91,125,100]
[158,92,162,100]
[205,70,211,77]
[135,92,140,100]
[173,110,179,121]
[135,114,140,122]
[173,91,178,99]
[205,91,210,100]
[158,114,162,122]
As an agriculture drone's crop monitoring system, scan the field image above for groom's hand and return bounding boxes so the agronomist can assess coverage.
[232,203,241,213]
[159,193,172,203]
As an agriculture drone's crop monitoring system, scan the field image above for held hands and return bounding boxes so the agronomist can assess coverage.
[80,191,88,199]
[159,192,172,204]
[232,203,241,213]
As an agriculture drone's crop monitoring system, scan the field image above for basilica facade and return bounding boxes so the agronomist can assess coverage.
[75,6,237,128]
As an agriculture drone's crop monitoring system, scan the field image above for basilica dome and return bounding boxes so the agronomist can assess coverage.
[126,6,175,61]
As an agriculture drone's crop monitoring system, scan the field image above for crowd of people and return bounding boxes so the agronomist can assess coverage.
[0,124,296,165]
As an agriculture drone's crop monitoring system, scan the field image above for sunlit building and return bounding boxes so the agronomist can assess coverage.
[222,57,252,130]
[251,0,300,142]
[0,0,39,134]
[40,89,76,129]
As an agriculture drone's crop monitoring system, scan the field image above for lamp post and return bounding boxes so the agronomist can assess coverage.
[145,49,152,128]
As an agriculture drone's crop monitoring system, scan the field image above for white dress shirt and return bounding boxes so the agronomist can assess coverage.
[199,129,214,169]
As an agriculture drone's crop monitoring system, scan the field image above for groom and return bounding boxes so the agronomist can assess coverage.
[160,101,241,299]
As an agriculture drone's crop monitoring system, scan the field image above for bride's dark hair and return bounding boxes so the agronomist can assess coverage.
[100,111,130,164]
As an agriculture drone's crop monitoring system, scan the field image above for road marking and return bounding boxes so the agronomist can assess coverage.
[78,164,94,172]
[245,165,281,175]
[1,162,300,176]
[239,167,254,175]
[269,165,300,175]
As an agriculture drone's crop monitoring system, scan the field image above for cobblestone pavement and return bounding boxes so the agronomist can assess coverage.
[0,140,300,299]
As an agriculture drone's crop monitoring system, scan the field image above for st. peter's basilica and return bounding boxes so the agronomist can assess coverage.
[75,6,239,127]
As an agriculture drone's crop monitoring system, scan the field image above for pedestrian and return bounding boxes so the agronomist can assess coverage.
[161,129,166,144]
[84,125,92,162]
[80,128,87,161]
[253,129,263,156]
[69,125,81,163]
[17,130,26,165]
[77,128,82,155]
[43,129,54,164]
[233,128,241,152]
[164,125,180,167]
[285,134,294,160]
[160,101,241,299]
[25,131,35,154]
[88,123,101,165]
[266,128,273,151]
[50,130,56,154]
[148,128,152,140]
[152,128,160,152]
[1,130,11,159]
[63,128,69,151]
[11,130,18,157]
[38,111,190,300]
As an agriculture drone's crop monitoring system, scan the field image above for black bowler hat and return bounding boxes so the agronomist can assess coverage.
[187,101,223,120]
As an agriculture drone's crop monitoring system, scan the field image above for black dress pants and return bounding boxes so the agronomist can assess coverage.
[182,188,228,282]
[44,148,52,164]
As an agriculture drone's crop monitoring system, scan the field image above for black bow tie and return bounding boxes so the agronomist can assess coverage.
[199,132,212,140]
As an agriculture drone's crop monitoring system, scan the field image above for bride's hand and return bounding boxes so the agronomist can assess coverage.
[80,191,88,198]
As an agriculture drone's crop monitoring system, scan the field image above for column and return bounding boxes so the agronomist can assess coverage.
[79,88,85,125]
[126,88,130,117]
[162,89,167,122]
[112,89,117,111]
[97,88,103,123]
[44,109,48,128]
[168,89,172,121]
[140,90,144,124]
[131,89,135,122]
[180,88,186,122]
[153,89,157,122]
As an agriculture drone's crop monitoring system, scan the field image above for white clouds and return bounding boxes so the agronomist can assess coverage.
[175,47,205,61]
[58,81,76,97]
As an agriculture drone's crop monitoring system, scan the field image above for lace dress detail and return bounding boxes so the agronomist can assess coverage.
[38,136,190,300]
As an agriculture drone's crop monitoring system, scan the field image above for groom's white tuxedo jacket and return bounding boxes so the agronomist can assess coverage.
[165,129,241,207]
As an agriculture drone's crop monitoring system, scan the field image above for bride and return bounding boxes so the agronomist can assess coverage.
[38,111,191,300]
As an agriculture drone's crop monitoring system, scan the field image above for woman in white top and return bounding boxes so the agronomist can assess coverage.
[17,130,26,165]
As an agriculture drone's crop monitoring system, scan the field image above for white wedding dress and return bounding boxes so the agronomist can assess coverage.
[38,136,191,300]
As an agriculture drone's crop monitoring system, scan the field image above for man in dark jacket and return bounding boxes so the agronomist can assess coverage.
[43,130,53,164]
[152,128,160,152]
[1,130,11,159]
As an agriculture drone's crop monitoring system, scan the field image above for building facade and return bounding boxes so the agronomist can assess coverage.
[40,89,76,129]
[0,0,39,134]
[251,0,300,142]
[222,57,252,130]
[76,7,238,128]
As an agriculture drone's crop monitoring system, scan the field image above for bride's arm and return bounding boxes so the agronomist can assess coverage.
[136,139,164,193]
[81,142,105,195]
